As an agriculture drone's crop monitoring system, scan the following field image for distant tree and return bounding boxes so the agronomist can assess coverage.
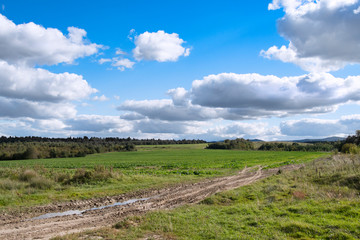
[23,147,38,159]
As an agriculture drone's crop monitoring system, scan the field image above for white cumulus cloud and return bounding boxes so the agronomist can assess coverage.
[0,14,101,66]
[0,13,100,120]
[191,72,360,113]
[133,30,191,62]
[0,60,97,102]
[119,72,360,122]
[265,0,360,72]
[112,58,135,71]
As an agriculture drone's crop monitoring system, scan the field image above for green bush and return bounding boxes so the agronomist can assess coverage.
[65,166,113,184]
[53,172,70,183]
[341,143,360,154]
[67,168,93,184]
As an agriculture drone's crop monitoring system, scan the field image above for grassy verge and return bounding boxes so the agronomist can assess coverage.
[0,145,326,210]
[59,154,360,240]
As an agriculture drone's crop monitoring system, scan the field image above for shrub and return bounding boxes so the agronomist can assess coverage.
[341,143,359,154]
[53,172,70,183]
[67,168,93,184]
[93,165,113,182]
[19,169,38,182]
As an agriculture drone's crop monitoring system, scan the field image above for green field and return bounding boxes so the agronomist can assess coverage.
[0,144,326,210]
[61,154,360,240]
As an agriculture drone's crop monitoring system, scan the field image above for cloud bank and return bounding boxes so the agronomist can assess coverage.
[119,72,360,121]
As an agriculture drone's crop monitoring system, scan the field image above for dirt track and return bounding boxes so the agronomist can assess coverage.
[0,164,301,240]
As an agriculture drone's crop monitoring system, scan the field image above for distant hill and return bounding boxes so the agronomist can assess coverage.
[249,139,264,142]
[292,137,345,143]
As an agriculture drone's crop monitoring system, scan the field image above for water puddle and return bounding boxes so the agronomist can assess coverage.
[31,197,150,220]
[31,210,83,220]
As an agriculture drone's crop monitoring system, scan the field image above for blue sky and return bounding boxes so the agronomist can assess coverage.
[1,0,360,140]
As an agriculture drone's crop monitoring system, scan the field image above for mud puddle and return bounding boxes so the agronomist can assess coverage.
[31,197,150,220]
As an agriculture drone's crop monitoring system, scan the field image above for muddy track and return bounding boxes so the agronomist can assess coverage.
[0,164,302,240]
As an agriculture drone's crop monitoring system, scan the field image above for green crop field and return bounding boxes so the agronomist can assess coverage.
[0,144,327,210]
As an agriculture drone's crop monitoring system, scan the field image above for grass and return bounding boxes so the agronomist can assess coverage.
[0,144,326,210]
[58,154,360,240]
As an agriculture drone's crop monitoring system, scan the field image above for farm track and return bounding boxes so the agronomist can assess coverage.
[0,164,302,240]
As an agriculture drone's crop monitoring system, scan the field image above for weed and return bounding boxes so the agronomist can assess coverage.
[29,176,53,190]
[0,179,24,190]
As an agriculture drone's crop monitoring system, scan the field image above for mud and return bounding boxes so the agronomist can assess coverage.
[0,164,302,240]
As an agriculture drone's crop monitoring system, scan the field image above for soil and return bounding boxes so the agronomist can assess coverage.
[0,164,302,240]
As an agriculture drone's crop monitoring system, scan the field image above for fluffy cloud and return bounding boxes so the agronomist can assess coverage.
[281,115,360,137]
[192,72,360,114]
[133,30,190,62]
[0,14,99,120]
[119,72,360,121]
[0,60,96,119]
[0,60,96,102]
[261,44,346,72]
[167,87,190,106]
[112,58,135,71]
[191,73,360,115]
[265,0,360,72]
[0,14,101,66]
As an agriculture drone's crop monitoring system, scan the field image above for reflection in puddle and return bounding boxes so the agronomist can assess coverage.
[31,197,150,220]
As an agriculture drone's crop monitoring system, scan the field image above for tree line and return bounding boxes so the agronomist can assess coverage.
[0,136,206,145]
[0,136,206,161]
[206,138,254,150]
[258,142,340,152]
